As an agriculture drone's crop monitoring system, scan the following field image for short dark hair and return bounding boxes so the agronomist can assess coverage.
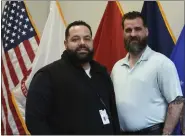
[122,11,147,28]
[65,20,92,40]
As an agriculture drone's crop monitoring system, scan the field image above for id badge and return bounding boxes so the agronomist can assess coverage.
[99,109,110,125]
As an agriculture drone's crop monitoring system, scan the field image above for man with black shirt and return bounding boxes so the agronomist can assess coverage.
[25,20,120,135]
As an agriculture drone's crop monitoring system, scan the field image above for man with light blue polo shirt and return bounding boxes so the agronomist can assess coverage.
[111,11,184,135]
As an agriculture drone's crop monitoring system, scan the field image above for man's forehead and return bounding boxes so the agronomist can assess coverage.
[124,18,144,27]
[69,25,90,33]
[68,25,91,37]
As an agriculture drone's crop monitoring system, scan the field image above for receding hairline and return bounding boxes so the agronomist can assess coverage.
[67,25,92,38]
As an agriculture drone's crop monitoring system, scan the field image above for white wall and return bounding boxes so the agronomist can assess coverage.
[1,1,184,40]
[159,1,184,39]
[59,1,107,38]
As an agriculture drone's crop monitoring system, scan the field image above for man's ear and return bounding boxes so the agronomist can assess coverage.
[145,27,149,37]
[64,40,67,49]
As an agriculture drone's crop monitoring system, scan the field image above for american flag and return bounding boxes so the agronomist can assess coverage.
[1,1,39,134]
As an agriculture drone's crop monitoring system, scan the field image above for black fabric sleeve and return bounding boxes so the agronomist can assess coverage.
[25,71,53,135]
[103,67,121,134]
[109,81,121,134]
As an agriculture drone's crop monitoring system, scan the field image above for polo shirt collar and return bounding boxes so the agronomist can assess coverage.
[121,46,152,66]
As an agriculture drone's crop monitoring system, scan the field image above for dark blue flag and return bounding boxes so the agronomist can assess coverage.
[141,1,175,58]
[170,25,185,135]
[171,25,185,95]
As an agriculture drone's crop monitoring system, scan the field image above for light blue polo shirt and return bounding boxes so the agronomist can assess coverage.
[111,46,182,131]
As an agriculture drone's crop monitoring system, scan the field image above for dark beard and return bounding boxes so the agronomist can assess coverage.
[66,46,94,65]
[124,36,147,55]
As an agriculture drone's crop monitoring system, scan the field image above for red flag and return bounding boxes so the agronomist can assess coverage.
[93,1,127,73]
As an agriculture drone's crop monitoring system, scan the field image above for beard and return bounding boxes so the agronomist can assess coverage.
[66,44,94,65]
[124,36,147,55]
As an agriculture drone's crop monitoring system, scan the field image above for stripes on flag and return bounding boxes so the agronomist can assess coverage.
[22,39,35,63]
[1,108,6,135]
[1,1,40,134]
[1,87,13,134]
[2,67,23,134]
[19,42,32,70]
[2,48,14,90]
[4,51,20,86]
